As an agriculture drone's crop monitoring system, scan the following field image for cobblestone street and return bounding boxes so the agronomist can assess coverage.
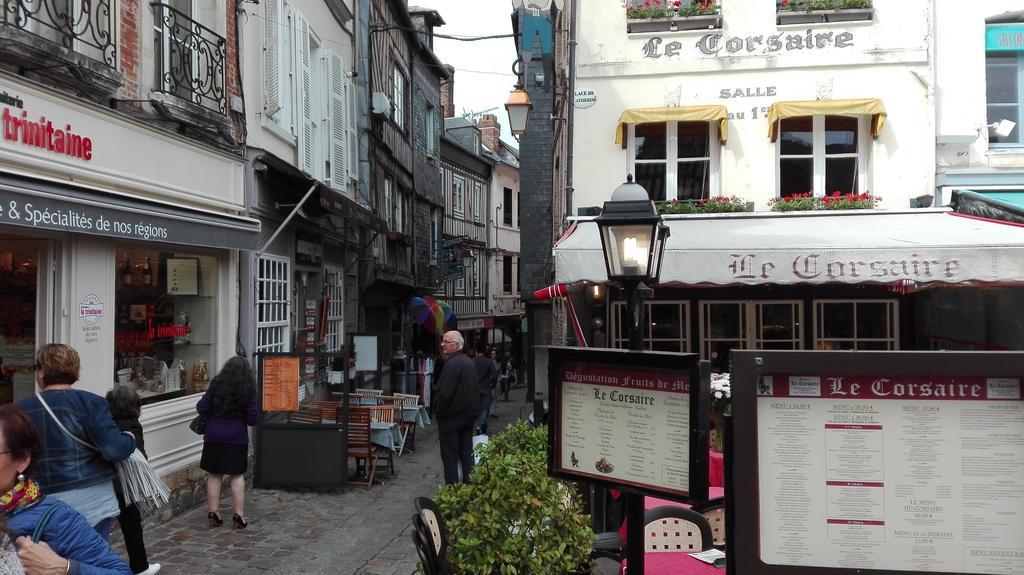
[113,386,534,575]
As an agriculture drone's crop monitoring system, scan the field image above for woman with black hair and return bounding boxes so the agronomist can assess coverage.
[195,357,258,530]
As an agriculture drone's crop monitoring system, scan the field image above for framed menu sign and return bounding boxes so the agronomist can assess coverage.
[260,354,301,412]
[546,346,708,500]
[731,350,1024,575]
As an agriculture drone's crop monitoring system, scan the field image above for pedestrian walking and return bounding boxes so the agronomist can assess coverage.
[472,349,497,434]
[498,352,514,401]
[16,344,136,541]
[105,386,160,575]
[434,331,478,485]
[196,356,258,530]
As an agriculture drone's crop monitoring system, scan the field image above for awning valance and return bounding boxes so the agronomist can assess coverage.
[554,209,1024,287]
[615,105,729,145]
[767,98,887,141]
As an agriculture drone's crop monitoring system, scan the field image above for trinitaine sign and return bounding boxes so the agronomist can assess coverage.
[547,347,708,500]
[730,350,1024,575]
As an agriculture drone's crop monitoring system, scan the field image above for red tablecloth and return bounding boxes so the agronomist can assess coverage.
[621,552,726,575]
[709,451,724,488]
[618,488,725,542]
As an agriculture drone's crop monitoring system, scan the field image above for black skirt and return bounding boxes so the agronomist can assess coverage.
[200,442,248,475]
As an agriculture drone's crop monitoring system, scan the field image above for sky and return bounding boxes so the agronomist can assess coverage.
[412,0,520,146]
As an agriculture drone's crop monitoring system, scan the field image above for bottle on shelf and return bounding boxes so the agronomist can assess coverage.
[142,257,152,285]
[122,256,132,286]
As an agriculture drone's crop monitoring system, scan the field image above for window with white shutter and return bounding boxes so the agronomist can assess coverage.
[263,0,283,119]
[256,255,291,353]
[346,76,359,181]
[326,50,347,191]
[293,8,314,175]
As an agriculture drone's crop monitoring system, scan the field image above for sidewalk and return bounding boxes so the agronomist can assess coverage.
[114,385,534,575]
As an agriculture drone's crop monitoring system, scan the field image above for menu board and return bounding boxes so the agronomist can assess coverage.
[757,374,1024,574]
[261,355,300,412]
[554,360,694,496]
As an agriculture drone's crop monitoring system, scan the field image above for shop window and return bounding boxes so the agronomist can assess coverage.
[627,122,717,202]
[778,115,866,198]
[257,255,291,353]
[323,266,344,353]
[813,299,898,350]
[0,248,42,404]
[611,300,691,353]
[115,248,219,404]
[697,301,803,372]
[986,50,1023,146]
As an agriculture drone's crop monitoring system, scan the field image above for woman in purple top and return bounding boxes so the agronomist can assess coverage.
[195,357,258,529]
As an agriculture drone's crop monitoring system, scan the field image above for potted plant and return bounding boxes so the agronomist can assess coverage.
[709,372,730,453]
[626,0,720,33]
[657,195,750,215]
[435,421,594,575]
[776,0,873,25]
[768,191,881,212]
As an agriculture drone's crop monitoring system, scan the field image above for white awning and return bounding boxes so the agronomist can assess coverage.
[554,209,1024,287]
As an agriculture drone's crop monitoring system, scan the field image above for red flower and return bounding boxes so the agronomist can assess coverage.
[673,0,681,6]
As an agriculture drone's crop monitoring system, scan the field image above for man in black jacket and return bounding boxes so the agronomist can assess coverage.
[435,330,479,484]
[472,347,497,434]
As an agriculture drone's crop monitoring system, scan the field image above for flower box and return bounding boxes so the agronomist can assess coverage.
[777,8,873,25]
[675,13,721,30]
[626,17,675,34]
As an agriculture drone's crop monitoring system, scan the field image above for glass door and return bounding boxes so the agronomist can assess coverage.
[699,300,804,372]
[0,240,53,404]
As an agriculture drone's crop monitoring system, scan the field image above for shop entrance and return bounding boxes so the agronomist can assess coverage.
[0,239,53,404]
[698,300,804,371]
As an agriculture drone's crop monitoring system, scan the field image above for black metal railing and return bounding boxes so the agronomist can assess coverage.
[2,0,117,67]
[151,2,226,115]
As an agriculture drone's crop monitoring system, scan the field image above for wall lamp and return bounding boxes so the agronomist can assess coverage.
[505,83,532,139]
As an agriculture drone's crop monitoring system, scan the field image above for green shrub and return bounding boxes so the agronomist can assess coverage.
[435,421,594,575]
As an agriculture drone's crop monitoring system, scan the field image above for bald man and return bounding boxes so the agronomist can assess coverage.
[435,331,480,484]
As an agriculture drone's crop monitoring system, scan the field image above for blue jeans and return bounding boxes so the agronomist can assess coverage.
[477,390,491,432]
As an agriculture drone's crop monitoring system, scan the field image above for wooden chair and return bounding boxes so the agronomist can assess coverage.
[692,498,726,548]
[346,407,379,489]
[413,497,450,575]
[356,388,383,404]
[366,405,397,475]
[393,392,421,452]
[644,506,713,553]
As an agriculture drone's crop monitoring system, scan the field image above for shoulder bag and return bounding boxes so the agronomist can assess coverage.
[35,393,170,515]
[189,413,207,435]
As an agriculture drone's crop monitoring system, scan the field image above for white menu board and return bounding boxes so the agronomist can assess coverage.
[757,374,1024,574]
[556,362,692,496]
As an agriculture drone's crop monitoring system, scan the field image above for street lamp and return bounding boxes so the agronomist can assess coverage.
[594,174,669,575]
[594,174,670,351]
[504,83,532,139]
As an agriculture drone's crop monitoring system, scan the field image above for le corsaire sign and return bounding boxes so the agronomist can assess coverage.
[1,90,93,161]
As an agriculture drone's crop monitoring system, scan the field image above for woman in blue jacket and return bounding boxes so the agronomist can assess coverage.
[0,404,131,574]
[16,344,135,541]
[196,356,258,529]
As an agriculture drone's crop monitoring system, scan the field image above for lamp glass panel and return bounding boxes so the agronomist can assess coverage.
[506,104,530,134]
[600,223,655,279]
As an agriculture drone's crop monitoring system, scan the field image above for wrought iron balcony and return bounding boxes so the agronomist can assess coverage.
[151,2,226,115]
[2,0,117,67]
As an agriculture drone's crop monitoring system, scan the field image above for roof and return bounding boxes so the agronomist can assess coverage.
[554,209,1024,288]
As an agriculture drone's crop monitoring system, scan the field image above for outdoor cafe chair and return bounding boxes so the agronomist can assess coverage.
[644,506,713,553]
[691,497,726,548]
[413,497,450,574]
[393,392,422,453]
[366,405,397,474]
[356,388,383,404]
[346,407,380,489]
[411,516,442,575]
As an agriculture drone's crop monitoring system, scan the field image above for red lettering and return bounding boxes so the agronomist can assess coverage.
[0,106,92,161]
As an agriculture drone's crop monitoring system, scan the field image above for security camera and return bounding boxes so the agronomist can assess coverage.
[988,119,1017,139]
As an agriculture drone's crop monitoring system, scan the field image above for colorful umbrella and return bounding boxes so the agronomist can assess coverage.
[408,296,445,333]
[434,299,458,331]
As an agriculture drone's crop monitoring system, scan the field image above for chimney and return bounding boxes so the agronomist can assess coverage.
[440,65,455,118]
[477,114,501,153]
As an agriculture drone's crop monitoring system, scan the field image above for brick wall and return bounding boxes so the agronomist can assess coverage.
[440,65,455,118]
[119,0,140,98]
[477,114,501,154]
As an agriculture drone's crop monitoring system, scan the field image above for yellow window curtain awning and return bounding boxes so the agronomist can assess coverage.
[614,105,729,145]
[767,98,887,141]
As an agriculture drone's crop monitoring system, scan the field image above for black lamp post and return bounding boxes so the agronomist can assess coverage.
[594,174,669,575]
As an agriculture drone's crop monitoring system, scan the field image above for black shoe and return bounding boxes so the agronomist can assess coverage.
[208,512,223,528]
[232,513,248,529]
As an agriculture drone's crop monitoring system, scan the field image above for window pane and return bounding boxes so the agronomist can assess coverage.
[780,158,813,198]
[821,303,854,338]
[987,105,1020,144]
[709,304,741,338]
[825,116,858,154]
[677,122,709,158]
[635,123,666,160]
[825,157,858,195]
[760,304,795,340]
[986,56,1019,104]
[780,117,813,155]
[677,160,710,201]
[650,304,681,339]
[856,302,889,339]
[634,163,667,201]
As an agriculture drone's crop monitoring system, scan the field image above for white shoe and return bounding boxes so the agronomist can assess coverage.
[136,563,161,575]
